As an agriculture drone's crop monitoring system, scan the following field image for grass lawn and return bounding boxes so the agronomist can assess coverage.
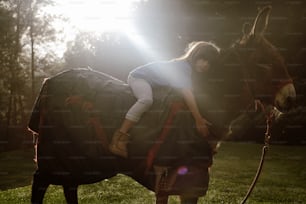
[0,142,305,203]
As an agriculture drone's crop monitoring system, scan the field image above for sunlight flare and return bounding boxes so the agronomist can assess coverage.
[44,0,149,56]
[48,0,142,33]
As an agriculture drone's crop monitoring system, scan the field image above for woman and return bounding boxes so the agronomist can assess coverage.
[109,41,220,157]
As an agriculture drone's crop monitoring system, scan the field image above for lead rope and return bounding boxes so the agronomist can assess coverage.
[240,102,274,204]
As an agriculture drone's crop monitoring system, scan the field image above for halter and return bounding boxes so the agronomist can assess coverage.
[228,42,293,107]
[271,78,293,97]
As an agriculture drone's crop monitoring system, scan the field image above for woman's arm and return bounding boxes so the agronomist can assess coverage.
[181,88,211,137]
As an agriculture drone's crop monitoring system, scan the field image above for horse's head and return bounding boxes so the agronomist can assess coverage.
[232,6,296,112]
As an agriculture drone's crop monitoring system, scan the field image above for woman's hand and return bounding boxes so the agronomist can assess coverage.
[180,89,212,137]
[195,117,212,137]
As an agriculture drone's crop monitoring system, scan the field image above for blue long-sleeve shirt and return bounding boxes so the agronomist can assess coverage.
[129,60,192,90]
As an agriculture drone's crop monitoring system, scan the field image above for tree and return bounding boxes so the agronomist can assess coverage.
[0,6,14,148]
[0,1,25,151]
[64,31,148,80]
[0,0,60,151]
[27,0,58,102]
[0,0,27,130]
[64,32,97,69]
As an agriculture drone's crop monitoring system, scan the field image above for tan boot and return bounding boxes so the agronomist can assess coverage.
[109,130,130,158]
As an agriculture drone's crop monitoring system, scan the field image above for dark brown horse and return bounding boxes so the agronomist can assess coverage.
[28,6,295,204]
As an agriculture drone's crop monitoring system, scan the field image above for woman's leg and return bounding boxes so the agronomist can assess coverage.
[120,77,153,133]
[125,77,153,125]
[109,77,153,157]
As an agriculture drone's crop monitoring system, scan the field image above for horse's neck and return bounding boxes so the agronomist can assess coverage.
[195,54,255,129]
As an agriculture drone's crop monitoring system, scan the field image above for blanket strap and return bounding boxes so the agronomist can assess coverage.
[87,117,109,151]
[66,95,109,151]
[145,101,186,174]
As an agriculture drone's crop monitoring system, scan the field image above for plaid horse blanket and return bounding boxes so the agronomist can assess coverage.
[28,68,213,175]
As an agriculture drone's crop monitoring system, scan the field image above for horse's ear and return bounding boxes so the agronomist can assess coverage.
[249,6,272,36]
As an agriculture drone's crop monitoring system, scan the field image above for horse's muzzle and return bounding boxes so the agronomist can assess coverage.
[275,83,296,112]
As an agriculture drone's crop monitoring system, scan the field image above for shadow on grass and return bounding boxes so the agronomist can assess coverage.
[0,148,36,190]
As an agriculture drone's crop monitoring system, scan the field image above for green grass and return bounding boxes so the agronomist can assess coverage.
[0,142,305,204]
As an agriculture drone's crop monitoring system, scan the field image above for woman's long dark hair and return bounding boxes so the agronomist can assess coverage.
[177,41,220,68]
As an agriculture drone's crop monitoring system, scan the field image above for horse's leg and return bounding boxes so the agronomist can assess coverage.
[63,185,79,204]
[179,195,198,204]
[156,194,169,204]
[31,170,50,204]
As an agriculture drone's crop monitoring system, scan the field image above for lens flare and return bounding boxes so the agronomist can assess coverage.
[177,166,188,175]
